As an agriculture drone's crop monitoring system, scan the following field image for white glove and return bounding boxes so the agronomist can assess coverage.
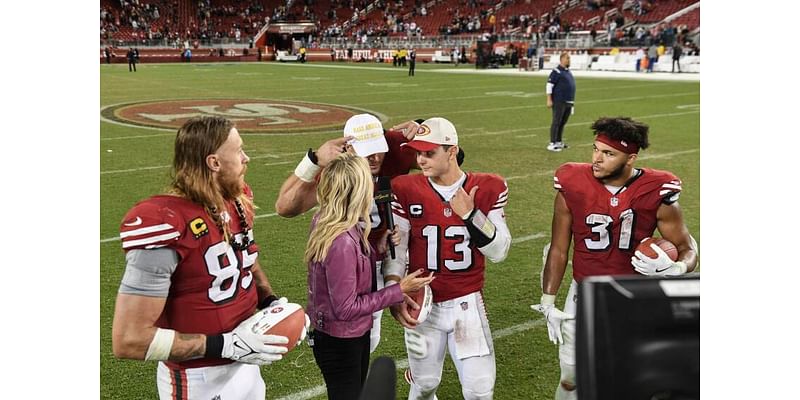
[299,313,310,345]
[631,243,687,276]
[221,309,289,365]
[269,296,288,307]
[531,294,574,345]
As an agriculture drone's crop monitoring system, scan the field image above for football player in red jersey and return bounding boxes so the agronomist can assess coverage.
[384,117,511,400]
[112,116,307,400]
[531,117,698,400]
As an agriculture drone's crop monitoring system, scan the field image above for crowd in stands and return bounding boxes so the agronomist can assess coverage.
[101,0,273,47]
[101,0,698,53]
[608,19,691,47]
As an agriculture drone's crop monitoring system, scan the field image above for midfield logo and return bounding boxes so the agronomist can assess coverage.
[102,100,371,133]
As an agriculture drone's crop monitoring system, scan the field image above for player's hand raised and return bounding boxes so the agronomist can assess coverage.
[390,120,420,140]
[316,136,350,167]
[450,186,478,219]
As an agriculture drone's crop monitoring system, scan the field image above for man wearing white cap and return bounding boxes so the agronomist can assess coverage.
[276,114,418,217]
[384,117,512,400]
[276,113,419,353]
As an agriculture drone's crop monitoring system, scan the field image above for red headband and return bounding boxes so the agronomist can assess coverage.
[595,134,640,154]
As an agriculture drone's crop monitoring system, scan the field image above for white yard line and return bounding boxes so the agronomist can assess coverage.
[358,82,666,107]
[512,110,700,138]
[100,165,170,175]
[263,62,700,82]
[101,157,297,175]
[506,148,699,182]
[392,91,698,120]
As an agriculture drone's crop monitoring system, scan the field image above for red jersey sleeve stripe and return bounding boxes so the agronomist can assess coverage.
[120,223,176,238]
[491,202,507,210]
[122,231,181,249]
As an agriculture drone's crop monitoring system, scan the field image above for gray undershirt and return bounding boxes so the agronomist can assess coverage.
[118,248,178,297]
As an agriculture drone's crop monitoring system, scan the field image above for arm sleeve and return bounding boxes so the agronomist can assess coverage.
[118,248,178,297]
[546,82,554,94]
[477,208,511,263]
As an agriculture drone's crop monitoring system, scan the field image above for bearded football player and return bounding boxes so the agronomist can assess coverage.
[112,116,307,400]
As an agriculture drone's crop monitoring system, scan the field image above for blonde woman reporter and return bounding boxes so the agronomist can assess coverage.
[306,153,434,400]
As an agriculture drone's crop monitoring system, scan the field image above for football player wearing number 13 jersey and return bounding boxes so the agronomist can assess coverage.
[385,118,511,400]
[112,117,306,400]
[532,117,698,400]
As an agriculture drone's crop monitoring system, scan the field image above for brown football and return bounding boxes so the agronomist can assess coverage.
[636,237,678,261]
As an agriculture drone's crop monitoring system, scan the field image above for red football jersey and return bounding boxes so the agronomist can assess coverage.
[119,191,260,369]
[391,172,508,302]
[554,163,682,282]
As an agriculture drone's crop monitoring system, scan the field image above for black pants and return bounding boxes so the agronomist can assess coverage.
[312,329,370,400]
[409,61,415,76]
[672,58,681,72]
[129,61,136,72]
[550,102,573,143]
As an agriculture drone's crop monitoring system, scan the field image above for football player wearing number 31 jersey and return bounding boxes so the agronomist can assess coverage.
[112,117,308,400]
[531,117,698,400]
[385,117,511,400]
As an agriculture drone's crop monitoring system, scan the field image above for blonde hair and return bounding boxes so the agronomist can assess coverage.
[305,153,374,264]
[168,116,252,242]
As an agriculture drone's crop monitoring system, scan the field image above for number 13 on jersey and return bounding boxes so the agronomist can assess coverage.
[421,225,472,271]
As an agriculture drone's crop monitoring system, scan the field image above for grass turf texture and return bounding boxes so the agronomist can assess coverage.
[100,61,699,400]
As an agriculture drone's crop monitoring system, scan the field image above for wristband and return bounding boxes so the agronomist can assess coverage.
[258,294,280,310]
[462,208,495,248]
[294,150,321,183]
[205,334,224,359]
[144,328,176,361]
[540,294,556,306]
[307,148,318,164]
[469,209,496,238]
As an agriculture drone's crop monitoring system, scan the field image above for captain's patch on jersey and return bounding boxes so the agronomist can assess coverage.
[409,204,423,217]
[189,217,209,239]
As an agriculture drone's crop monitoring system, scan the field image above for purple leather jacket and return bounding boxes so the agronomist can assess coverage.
[307,221,403,338]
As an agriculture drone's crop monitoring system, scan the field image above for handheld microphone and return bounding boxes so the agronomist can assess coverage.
[358,356,396,400]
[374,176,396,259]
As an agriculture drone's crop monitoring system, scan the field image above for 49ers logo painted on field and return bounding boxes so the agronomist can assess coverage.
[102,99,367,133]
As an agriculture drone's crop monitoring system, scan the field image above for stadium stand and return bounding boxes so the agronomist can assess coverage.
[101,0,699,72]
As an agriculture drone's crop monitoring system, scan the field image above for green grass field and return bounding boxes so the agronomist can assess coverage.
[100,61,699,400]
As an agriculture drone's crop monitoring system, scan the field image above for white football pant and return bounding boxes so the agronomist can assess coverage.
[156,361,264,400]
[405,291,495,400]
[556,280,578,400]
